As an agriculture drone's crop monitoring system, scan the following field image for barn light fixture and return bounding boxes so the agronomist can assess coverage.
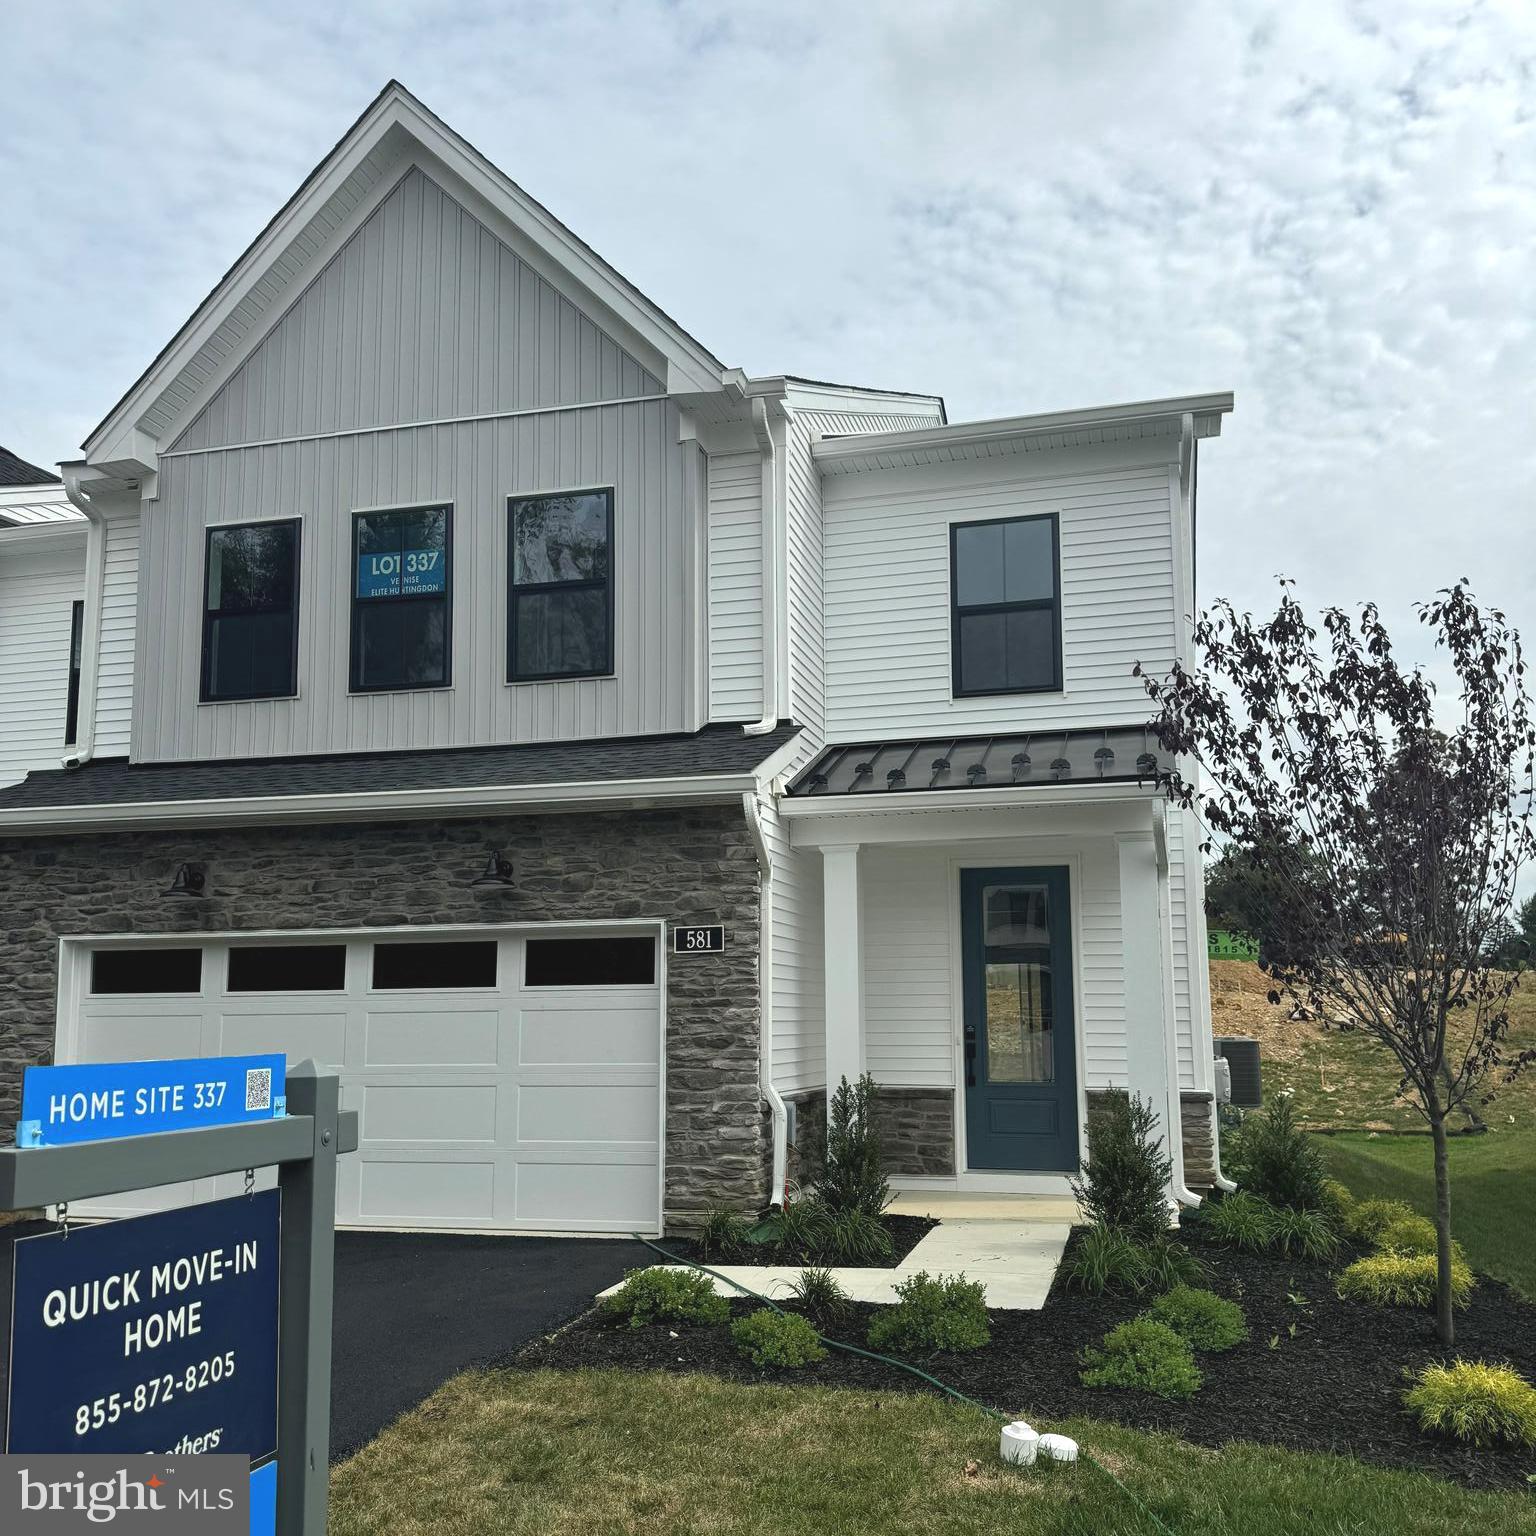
[471,851,515,888]
[164,862,206,899]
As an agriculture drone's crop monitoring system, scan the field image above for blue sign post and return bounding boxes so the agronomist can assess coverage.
[17,1055,286,1148]
[1,1059,353,1536]
[8,1191,279,1462]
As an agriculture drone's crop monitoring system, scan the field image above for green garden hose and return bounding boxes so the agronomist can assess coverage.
[630,1234,1181,1536]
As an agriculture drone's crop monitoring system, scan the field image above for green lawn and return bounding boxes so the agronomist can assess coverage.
[1320,1130,1536,1298]
[329,1367,1536,1536]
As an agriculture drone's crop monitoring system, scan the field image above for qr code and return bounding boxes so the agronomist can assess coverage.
[245,1067,272,1112]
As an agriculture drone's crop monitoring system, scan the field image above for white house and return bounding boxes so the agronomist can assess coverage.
[0,82,1232,1236]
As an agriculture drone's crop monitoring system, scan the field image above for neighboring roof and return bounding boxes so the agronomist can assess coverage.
[0,722,801,825]
[85,80,730,466]
[0,481,85,529]
[0,446,60,486]
[786,726,1169,798]
[813,392,1233,476]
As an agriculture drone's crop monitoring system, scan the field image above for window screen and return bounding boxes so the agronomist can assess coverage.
[228,944,347,992]
[525,936,655,986]
[350,505,451,692]
[91,948,203,995]
[950,514,1060,695]
[371,940,498,990]
[508,490,613,681]
[201,520,301,702]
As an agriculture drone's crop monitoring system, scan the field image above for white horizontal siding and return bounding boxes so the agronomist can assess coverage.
[821,446,1179,739]
[95,513,139,756]
[0,540,84,783]
[1166,803,1200,1089]
[761,794,826,1097]
[707,450,763,722]
[858,838,1125,1092]
[784,417,824,739]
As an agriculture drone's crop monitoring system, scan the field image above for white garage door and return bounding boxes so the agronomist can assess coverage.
[59,928,664,1235]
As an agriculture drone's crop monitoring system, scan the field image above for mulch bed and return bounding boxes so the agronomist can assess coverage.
[510,1222,1536,1492]
[658,1214,937,1271]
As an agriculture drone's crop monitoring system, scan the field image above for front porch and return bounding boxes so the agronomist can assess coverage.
[781,772,1207,1206]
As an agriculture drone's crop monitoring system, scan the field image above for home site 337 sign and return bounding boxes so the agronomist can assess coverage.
[17,1054,286,1148]
[7,1191,279,1467]
[355,547,446,598]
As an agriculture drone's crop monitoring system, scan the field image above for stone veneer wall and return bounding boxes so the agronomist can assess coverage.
[1085,1088,1220,1190]
[0,806,763,1225]
[786,1086,956,1185]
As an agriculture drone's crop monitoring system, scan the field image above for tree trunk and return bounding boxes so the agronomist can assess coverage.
[1430,1110,1456,1348]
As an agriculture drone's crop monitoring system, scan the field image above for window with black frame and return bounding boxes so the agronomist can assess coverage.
[201,519,301,702]
[64,599,84,744]
[508,489,612,681]
[350,505,451,692]
[950,513,1061,696]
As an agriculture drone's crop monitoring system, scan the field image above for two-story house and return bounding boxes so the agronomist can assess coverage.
[0,82,1233,1237]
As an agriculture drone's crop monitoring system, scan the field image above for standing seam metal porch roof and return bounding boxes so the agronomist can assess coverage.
[785,726,1170,797]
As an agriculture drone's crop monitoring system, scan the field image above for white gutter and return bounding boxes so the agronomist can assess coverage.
[743,397,780,736]
[0,769,763,837]
[58,466,107,768]
[742,790,788,1207]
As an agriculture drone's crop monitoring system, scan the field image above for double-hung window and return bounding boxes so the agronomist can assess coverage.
[508,489,613,681]
[950,513,1061,696]
[201,519,301,702]
[350,505,452,692]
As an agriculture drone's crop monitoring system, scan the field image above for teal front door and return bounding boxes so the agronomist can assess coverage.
[961,867,1079,1171]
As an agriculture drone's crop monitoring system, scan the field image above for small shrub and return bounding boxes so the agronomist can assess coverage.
[1346,1196,1418,1245]
[774,1197,833,1257]
[1061,1227,1203,1297]
[1372,1212,1468,1268]
[818,1073,891,1219]
[814,1206,895,1266]
[788,1267,849,1324]
[603,1267,729,1329]
[1228,1094,1330,1212]
[1403,1361,1536,1450]
[696,1206,750,1260]
[731,1308,827,1369]
[1071,1090,1173,1244]
[1319,1178,1354,1225]
[1145,1285,1248,1352]
[1266,1205,1340,1261]
[1336,1252,1474,1310]
[1200,1190,1276,1252]
[1080,1318,1202,1400]
[866,1272,990,1356]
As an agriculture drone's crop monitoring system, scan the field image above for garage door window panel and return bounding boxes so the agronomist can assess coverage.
[91,948,203,995]
[525,937,656,987]
[371,940,499,990]
[227,944,347,992]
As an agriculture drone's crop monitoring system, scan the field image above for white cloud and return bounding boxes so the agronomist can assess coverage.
[3,0,1535,666]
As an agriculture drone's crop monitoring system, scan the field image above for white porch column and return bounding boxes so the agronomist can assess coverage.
[820,843,864,1114]
[1117,829,1181,1212]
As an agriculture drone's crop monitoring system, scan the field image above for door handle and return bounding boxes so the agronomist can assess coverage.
[964,1027,977,1088]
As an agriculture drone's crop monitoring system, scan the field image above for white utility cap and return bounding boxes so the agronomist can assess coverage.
[1037,1433,1079,1462]
[999,1421,1039,1466]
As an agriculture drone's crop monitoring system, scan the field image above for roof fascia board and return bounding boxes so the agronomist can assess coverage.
[785,793,1156,848]
[773,378,947,420]
[812,392,1235,468]
[0,522,88,552]
[87,84,728,470]
[779,781,1158,819]
[0,769,760,837]
[84,92,412,466]
[385,92,724,395]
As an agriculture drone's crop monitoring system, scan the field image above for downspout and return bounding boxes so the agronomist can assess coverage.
[59,466,107,768]
[743,789,789,1206]
[743,397,780,735]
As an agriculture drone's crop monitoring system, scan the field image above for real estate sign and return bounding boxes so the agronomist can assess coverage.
[7,1191,280,1463]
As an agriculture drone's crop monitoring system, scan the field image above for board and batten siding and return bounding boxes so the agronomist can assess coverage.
[857,838,1128,1092]
[820,442,1180,739]
[137,399,695,761]
[706,449,763,723]
[95,512,139,756]
[0,536,84,784]
[171,166,661,454]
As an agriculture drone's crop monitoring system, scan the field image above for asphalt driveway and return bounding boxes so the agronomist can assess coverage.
[0,1219,651,1461]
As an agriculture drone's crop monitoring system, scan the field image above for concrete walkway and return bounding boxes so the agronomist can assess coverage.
[601,1194,1075,1312]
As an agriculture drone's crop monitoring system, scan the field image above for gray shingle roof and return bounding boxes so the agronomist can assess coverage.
[0,722,800,811]
[0,446,60,487]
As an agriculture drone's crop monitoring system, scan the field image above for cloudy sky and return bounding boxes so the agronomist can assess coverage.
[4,0,1534,667]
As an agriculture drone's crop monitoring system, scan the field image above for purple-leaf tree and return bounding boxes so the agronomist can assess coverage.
[1139,580,1535,1346]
